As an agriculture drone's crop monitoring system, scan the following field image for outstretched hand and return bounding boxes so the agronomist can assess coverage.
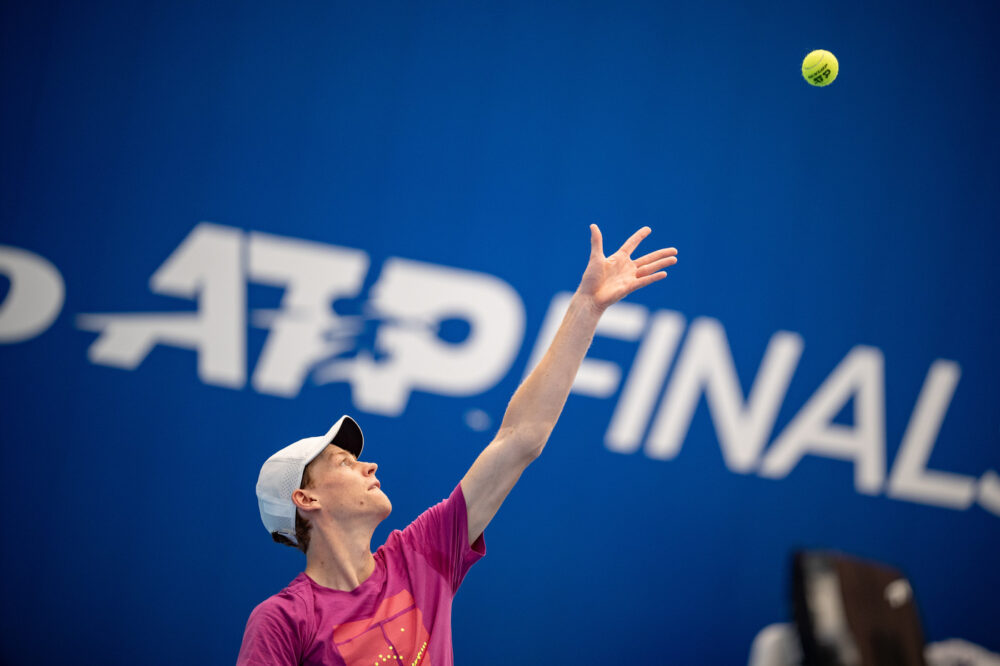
[577,224,678,313]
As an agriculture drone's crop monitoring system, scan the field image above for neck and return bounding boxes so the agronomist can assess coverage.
[302,519,378,591]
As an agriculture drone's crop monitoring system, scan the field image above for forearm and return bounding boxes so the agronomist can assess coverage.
[459,225,674,541]
[496,290,603,458]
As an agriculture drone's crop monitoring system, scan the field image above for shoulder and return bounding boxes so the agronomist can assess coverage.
[247,575,315,631]
[394,486,465,545]
[238,575,315,665]
[383,484,484,578]
[418,485,469,530]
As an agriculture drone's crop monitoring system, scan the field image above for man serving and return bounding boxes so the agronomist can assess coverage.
[238,225,678,665]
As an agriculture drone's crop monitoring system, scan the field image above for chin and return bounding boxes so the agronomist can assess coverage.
[378,496,392,518]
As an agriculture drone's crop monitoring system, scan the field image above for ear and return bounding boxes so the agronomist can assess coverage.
[292,487,320,513]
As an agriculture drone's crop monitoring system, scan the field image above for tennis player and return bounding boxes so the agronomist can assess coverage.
[237,225,678,665]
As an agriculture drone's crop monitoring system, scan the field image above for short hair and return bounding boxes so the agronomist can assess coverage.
[271,453,321,554]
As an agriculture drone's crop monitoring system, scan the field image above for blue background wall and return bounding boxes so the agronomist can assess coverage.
[1,1,997,663]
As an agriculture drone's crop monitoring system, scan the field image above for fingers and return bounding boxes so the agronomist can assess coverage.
[636,256,677,278]
[590,224,604,257]
[619,226,652,256]
[635,247,678,268]
[627,271,668,294]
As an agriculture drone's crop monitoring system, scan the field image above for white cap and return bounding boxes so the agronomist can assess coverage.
[256,415,364,544]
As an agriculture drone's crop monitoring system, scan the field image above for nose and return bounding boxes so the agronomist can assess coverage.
[364,461,378,475]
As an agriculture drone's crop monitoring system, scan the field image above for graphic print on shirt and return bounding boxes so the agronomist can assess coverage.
[332,590,431,666]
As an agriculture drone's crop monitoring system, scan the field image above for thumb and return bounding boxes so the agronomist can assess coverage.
[590,224,604,257]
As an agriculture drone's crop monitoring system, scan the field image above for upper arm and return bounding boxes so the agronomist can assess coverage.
[460,435,537,545]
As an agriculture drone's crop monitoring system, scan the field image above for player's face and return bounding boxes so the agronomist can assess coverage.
[308,444,392,522]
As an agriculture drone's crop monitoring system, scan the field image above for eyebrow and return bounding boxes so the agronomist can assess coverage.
[332,449,357,461]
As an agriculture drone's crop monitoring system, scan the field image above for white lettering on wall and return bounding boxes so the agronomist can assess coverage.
[67,222,990,517]
[605,310,686,454]
[645,318,804,474]
[248,230,369,397]
[77,223,246,388]
[0,245,65,343]
[887,360,976,509]
[316,258,525,416]
[976,470,1000,518]
[78,223,527,416]
[759,346,886,495]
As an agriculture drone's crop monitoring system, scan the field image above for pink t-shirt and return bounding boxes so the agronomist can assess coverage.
[237,483,485,666]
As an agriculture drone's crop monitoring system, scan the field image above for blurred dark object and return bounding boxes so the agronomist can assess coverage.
[792,551,927,666]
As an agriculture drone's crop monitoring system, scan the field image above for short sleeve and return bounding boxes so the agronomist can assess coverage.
[398,483,486,592]
[236,599,302,666]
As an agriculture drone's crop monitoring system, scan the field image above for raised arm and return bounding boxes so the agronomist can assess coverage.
[461,224,678,543]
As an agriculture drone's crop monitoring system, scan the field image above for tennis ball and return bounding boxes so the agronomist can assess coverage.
[802,49,838,87]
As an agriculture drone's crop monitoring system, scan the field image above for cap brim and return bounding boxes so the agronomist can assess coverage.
[324,415,363,458]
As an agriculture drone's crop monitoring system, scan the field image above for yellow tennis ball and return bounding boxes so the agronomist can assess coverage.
[802,49,839,87]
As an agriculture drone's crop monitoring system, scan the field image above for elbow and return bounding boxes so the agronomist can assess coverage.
[522,443,545,464]
[497,424,551,462]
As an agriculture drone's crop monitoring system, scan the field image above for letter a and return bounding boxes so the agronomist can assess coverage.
[759,346,885,495]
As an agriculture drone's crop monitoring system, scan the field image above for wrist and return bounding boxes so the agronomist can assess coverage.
[572,289,606,319]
